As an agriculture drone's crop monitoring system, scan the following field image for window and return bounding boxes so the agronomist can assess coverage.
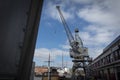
[115,51,118,60]
[110,53,114,62]
[118,49,120,59]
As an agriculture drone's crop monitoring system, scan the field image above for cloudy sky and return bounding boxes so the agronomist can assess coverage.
[33,0,120,68]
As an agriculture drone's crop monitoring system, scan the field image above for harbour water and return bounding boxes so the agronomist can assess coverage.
[34,76,42,80]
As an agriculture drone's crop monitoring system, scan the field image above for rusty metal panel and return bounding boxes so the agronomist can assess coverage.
[0,0,43,79]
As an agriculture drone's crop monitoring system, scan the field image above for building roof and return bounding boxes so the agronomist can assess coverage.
[35,67,48,74]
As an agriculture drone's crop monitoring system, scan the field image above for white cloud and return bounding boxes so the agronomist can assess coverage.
[44,1,73,22]
[34,48,70,65]
[89,47,103,58]
[76,1,120,58]
[34,48,51,61]
[72,0,92,4]
[59,42,71,50]
[104,0,120,16]
[77,6,119,27]
[60,44,70,50]
[52,60,73,68]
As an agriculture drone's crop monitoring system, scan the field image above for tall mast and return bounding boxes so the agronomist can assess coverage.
[48,53,50,80]
[62,52,63,68]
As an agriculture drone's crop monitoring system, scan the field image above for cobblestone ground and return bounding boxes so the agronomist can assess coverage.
[34,76,42,80]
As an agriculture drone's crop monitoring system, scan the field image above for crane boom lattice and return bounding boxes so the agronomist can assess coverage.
[56,6,74,46]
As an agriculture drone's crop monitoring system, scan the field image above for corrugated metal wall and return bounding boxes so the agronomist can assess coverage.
[0,0,43,80]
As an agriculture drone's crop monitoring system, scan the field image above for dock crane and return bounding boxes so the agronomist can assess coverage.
[56,6,92,80]
[56,6,84,58]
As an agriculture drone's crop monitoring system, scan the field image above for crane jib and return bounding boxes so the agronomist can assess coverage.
[56,6,74,46]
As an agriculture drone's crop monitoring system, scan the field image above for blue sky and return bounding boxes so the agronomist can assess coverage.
[34,0,120,67]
